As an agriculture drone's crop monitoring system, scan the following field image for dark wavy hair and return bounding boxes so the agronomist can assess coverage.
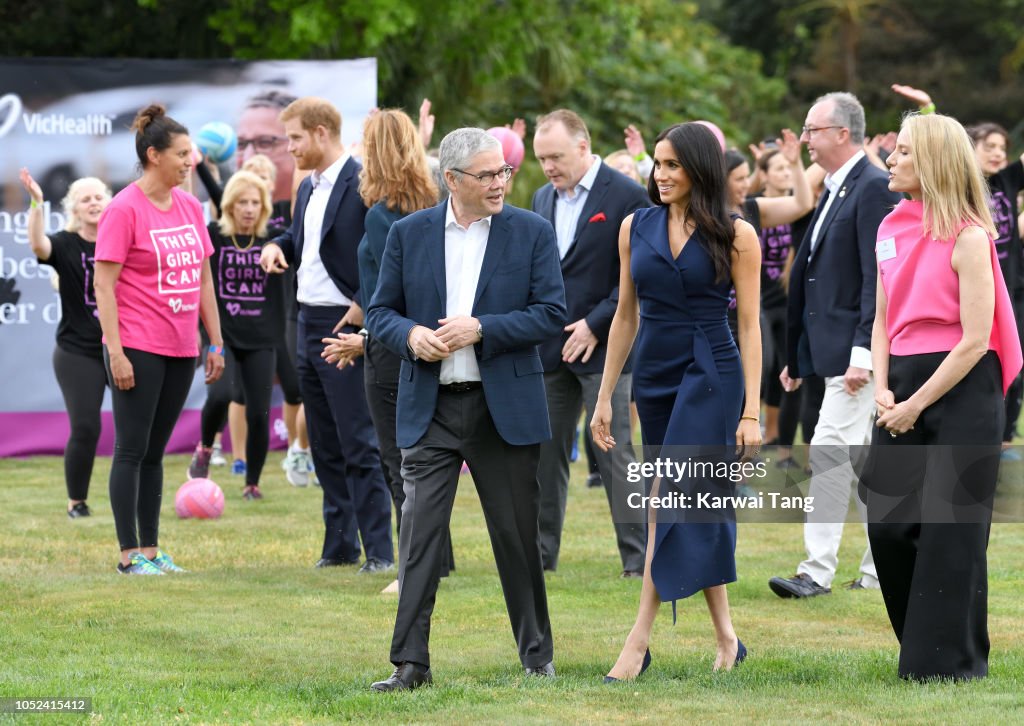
[131,104,188,168]
[647,123,734,282]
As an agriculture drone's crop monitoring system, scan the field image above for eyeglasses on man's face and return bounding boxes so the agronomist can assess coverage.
[236,135,288,153]
[800,125,843,138]
[452,165,514,185]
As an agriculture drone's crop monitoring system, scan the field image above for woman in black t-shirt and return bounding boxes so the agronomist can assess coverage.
[20,168,111,519]
[967,123,1024,448]
[187,171,283,500]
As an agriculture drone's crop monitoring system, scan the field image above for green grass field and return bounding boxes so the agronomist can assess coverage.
[1,450,1023,724]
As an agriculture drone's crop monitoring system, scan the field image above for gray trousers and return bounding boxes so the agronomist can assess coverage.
[390,388,553,669]
[537,366,646,572]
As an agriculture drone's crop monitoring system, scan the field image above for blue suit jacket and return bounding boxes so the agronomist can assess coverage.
[271,156,367,305]
[531,162,650,374]
[786,156,902,378]
[365,202,567,448]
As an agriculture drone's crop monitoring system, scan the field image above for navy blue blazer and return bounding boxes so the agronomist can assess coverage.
[786,156,902,378]
[365,202,567,448]
[531,162,650,374]
[271,156,367,305]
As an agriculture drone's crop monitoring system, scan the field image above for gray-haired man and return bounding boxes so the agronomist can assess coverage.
[367,128,567,690]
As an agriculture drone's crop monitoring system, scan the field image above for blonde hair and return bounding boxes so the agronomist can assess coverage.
[241,154,277,186]
[218,171,271,237]
[902,113,996,241]
[279,97,341,140]
[358,108,439,214]
[62,177,111,232]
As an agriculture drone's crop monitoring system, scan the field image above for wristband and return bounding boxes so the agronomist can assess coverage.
[30,199,41,209]
[633,152,648,162]
[740,416,759,422]
[208,344,224,356]
[919,102,936,115]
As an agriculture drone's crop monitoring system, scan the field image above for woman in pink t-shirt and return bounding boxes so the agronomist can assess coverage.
[94,104,225,576]
[862,113,1022,681]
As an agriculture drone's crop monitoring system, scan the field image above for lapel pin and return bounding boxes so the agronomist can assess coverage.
[838,187,847,198]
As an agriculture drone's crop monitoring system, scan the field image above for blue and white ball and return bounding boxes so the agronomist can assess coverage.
[195,122,238,164]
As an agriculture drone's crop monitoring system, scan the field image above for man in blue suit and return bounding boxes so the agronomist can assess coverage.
[770,92,903,599]
[259,97,393,573]
[366,127,567,691]
[531,109,649,577]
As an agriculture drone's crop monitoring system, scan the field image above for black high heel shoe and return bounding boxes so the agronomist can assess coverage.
[734,639,747,666]
[603,648,651,683]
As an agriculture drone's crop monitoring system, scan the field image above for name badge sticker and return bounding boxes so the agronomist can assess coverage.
[876,237,897,262]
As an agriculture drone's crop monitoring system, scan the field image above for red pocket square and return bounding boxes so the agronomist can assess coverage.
[588,212,607,223]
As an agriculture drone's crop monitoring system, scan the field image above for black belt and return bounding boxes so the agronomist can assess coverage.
[438,381,482,393]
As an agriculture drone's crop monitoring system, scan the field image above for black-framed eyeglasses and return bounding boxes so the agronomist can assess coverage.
[801,125,843,137]
[236,135,288,153]
[452,165,514,185]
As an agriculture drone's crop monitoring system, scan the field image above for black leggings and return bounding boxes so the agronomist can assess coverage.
[53,345,107,501]
[200,345,275,485]
[105,347,195,551]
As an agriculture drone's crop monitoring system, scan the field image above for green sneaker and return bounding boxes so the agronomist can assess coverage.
[151,549,187,573]
[117,552,164,576]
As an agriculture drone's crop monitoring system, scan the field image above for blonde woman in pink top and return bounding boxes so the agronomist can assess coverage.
[94,104,225,575]
[862,113,1022,681]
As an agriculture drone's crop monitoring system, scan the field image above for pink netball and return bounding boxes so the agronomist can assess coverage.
[175,478,225,519]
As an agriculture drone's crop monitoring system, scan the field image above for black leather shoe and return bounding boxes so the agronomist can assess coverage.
[358,558,395,574]
[315,557,359,568]
[603,648,651,683]
[371,662,432,692]
[768,573,831,598]
[620,569,643,579]
[524,662,555,677]
[586,472,603,488]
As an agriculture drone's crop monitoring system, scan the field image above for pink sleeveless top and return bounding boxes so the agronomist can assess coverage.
[876,199,1022,393]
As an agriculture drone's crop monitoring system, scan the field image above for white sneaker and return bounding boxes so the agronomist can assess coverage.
[210,442,227,467]
[284,449,310,487]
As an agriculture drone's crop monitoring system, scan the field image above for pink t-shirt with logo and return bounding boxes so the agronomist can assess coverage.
[95,183,214,357]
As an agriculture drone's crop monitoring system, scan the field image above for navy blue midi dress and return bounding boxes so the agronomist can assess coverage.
[629,205,743,606]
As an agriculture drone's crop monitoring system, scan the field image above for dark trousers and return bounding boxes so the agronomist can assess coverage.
[104,347,195,551]
[53,345,107,501]
[778,374,825,446]
[200,345,275,485]
[1002,295,1024,441]
[390,388,552,669]
[536,365,645,572]
[363,336,454,574]
[863,351,1002,680]
[297,305,393,564]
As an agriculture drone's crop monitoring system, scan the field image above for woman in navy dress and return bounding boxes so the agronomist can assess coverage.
[592,122,762,679]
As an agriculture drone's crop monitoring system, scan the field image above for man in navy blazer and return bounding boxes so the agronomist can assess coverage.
[259,97,393,573]
[531,109,649,577]
[770,92,903,600]
[366,128,566,691]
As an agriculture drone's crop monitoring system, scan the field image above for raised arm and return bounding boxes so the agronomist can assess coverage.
[18,169,51,260]
[756,129,813,228]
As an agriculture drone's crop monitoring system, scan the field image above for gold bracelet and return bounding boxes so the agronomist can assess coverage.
[740,415,759,422]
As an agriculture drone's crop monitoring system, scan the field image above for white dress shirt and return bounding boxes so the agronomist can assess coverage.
[808,149,872,371]
[297,152,353,306]
[554,155,602,260]
[440,198,490,383]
